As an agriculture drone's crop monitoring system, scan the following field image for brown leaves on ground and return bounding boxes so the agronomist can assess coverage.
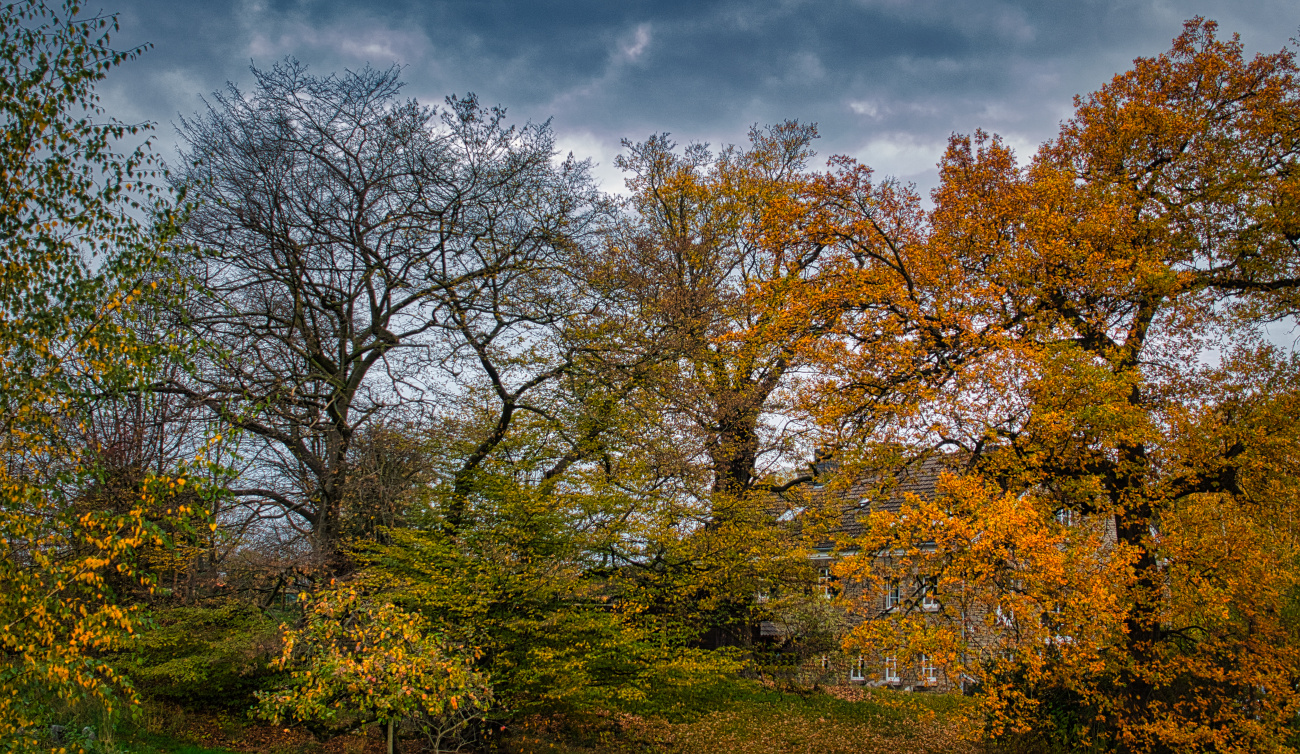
[150,712,386,754]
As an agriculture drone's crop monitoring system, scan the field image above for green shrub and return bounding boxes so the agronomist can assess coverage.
[116,603,285,708]
[362,522,741,719]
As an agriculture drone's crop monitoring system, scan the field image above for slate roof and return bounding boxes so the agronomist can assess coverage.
[774,453,961,540]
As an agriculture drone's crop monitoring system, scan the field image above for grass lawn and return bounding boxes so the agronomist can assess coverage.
[498,681,978,753]
[117,681,975,753]
[117,732,240,754]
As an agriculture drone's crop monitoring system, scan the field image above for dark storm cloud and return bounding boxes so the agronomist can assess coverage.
[100,0,1298,191]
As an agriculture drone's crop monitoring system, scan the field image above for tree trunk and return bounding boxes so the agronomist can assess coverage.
[709,402,762,500]
[1111,440,1158,751]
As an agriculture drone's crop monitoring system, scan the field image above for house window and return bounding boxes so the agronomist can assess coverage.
[755,586,769,604]
[820,655,831,670]
[920,654,938,685]
[817,566,834,600]
[1054,507,1076,526]
[920,576,939,611]
[884,580,901,611]
[850,656,865,681]
[883,656,899,683]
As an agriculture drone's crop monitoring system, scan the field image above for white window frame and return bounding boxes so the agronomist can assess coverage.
[884,580,901,611]
[920,654,938,685]
[883,656,900,683]
[850,656,865,681]
[921,576,939,611]
[820,655,831,670]
[1055,507,1076,526]
[817,566,834,599]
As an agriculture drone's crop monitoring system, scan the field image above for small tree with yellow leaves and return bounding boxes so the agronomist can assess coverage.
[257,587,492,754]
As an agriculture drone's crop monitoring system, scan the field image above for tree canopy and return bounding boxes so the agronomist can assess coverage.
[825,19,1300,752]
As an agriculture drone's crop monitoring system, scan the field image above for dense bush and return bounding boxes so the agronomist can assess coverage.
[115,604,285,708]
[357,481,745,718]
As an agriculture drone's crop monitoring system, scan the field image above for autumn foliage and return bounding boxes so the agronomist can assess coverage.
[816,19,1300,753]
[3,4,1300,753]
[257,587,491,750]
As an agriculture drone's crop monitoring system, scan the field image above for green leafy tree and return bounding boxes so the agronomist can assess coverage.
[114,604,283,708]
[357,475,743,718]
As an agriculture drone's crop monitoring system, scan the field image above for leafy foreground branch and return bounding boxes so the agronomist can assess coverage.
[0,0,202,750]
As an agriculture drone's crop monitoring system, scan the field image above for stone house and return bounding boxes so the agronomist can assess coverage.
[762,453,981,693]
[765,450,1109,694]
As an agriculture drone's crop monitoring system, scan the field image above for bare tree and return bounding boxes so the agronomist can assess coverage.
[167,60,603,567]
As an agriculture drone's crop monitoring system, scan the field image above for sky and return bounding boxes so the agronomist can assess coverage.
[100,0,1298,195]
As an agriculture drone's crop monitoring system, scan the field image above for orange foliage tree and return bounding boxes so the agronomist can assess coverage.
[602,122,834,501]
[816,19,1300,753]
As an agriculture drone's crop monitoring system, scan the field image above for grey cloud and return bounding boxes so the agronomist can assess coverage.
[99,0,1298,191]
